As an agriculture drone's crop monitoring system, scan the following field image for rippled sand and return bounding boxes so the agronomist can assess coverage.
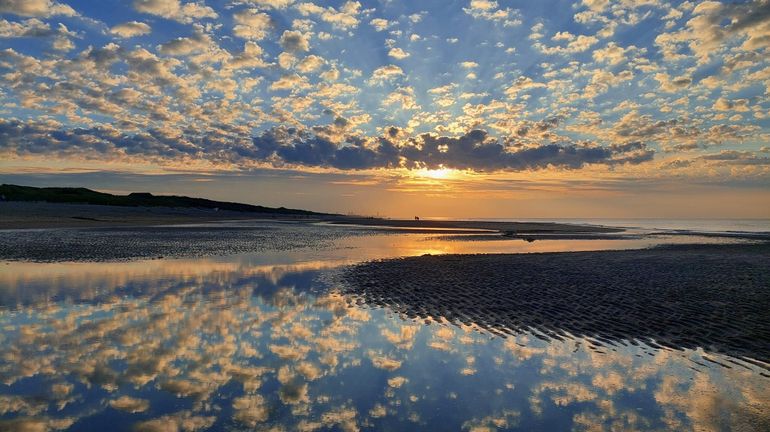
[341,243,770,371]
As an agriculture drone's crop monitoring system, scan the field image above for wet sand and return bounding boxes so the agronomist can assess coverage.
[341,243,770,371]
[0,223,373,262]
[0,202,323,229]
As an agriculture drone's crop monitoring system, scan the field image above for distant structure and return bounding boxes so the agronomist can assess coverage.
[414,216,420,221]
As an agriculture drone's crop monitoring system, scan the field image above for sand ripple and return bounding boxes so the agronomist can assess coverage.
[341,243,770,370]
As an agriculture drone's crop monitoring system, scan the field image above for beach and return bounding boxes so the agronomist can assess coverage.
[1,212,769,430]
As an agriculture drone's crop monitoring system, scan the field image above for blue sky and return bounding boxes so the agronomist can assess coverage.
[0,0,769,216]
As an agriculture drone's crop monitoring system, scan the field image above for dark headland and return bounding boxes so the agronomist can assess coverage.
[0,184,327,229]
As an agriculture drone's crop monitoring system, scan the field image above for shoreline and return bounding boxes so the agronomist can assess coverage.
[0,201,623,234]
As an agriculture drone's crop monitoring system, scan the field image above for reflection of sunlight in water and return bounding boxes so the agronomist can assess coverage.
[1,234,769,430]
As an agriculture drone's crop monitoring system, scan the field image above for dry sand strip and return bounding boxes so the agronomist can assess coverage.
[326,216,624,234]
[340,243,770,372]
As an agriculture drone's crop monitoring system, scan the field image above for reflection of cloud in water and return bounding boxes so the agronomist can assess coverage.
[109,396,149,414]
[0,261,768,430]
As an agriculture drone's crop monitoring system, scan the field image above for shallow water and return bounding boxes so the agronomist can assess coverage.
[430,217,770,234]
[1,228,768,431]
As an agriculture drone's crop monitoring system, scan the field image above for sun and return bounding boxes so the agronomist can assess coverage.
[415,168,456,180]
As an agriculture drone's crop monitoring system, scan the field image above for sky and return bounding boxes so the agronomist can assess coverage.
[0,0,769,218]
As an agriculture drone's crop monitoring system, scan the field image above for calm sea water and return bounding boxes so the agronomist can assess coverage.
[0,225,767,431]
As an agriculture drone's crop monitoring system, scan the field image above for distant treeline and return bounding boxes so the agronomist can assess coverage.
[0,184,324,216]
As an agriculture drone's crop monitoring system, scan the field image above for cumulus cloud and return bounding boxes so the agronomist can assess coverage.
[245,0,294,9]
[655,0,770,63]
[269,73,310,91]
[369,64,404,84]
[0,18,54,38]
[295,0,362,30]
[0,19,75,51]
[157,29,216,56]
[592,42,642,65]
[383,87,420,111]
[463,0,521,26]
[0,0,77,17]
[369,18,392,31]
[713,97,751,112]
[388,47,409,60]
[233,9,273,40]
[133,0,217,24]
[504,76,546,98]
[654,72,691,93]
[110,21,152,38]
[534,33,599,54]
[279,30,310,52]
[0,119,654,172]
[295,54,324,73]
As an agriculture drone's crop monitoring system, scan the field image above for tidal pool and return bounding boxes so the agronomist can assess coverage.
[0,228,767,431]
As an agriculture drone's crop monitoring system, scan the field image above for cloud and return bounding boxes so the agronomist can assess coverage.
[133,0,217,24]
[383,87,420,110]
[109,396,150,413]
[369,18,392,31]
[246,0,294,9]
[269,73,310,91]
[369,64,404,84]
[388,47,409,60]
[295,54,324,73]
[0,18,54,38]
[279,30,310,52]
[158,30,214,56]
[233,9,273,40]
[0,117,656,172]
[535,34,599,54]
[0,18,76,53]
[699,150,770,166]
[656,0,770,63]
[504,76,546,98]
[713,97,751,112]
[592,42,642,65]
[0,0,76,17]
[654,72,691,93]
[463,0,521,26]
[295,1,362,30]
[110,21,152,38]
[133,411,215,432]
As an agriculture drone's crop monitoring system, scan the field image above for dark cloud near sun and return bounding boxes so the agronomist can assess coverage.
[0,118,654,172]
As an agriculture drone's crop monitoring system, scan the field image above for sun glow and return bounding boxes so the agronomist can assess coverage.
[414,168,457,180]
